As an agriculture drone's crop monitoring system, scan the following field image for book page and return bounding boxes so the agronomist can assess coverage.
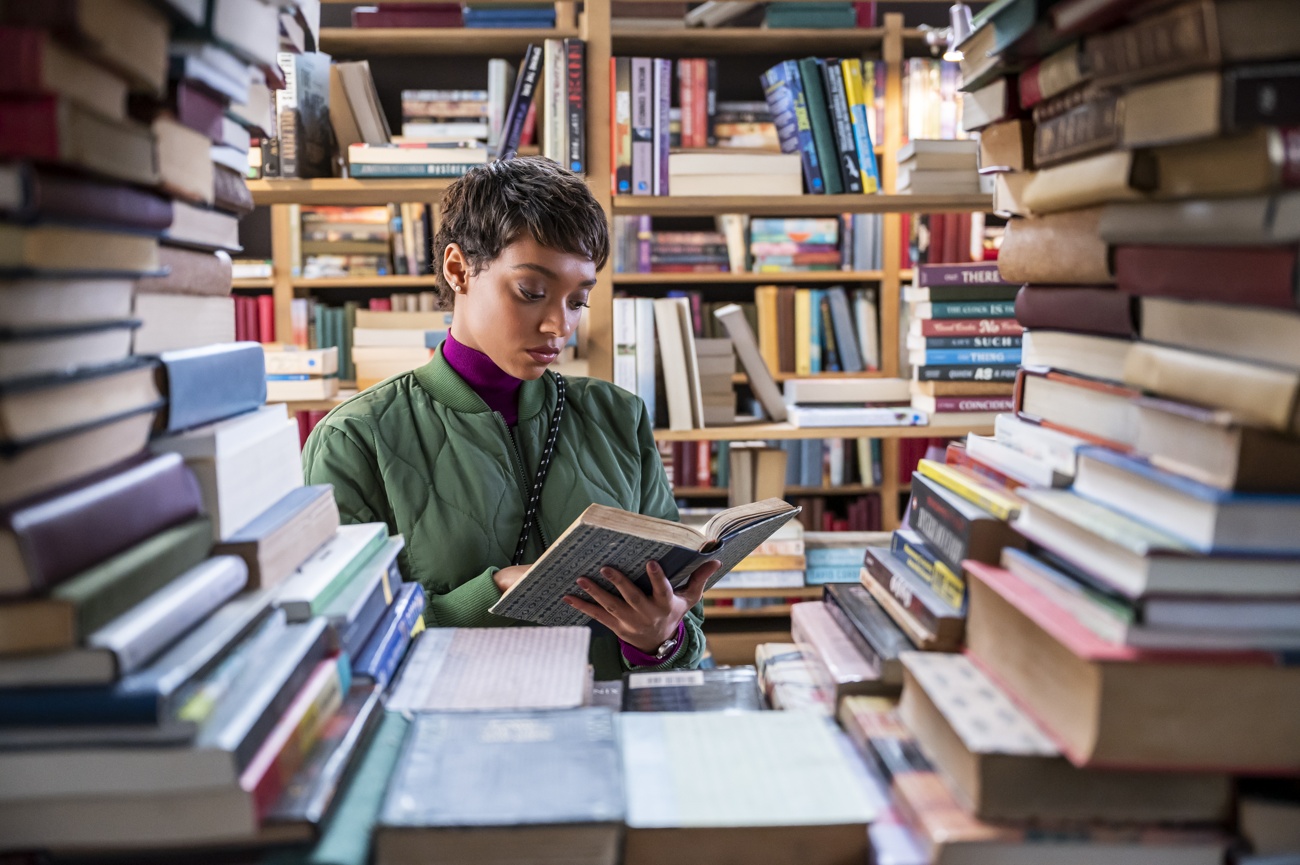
[387,628,589,712]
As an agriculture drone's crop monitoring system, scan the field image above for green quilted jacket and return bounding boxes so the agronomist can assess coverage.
[301,346,705,680]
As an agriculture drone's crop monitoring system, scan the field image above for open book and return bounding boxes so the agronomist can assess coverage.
[490,499,801,627]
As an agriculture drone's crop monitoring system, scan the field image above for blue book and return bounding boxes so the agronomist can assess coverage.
[156,342,265,433]
[353,582,426,688]
[923,300,1018,319]
[322,537,405,660]
[377,709,623,844]
[920,348,1022,366]
[807,547,867,568]
[0,593,276,729]
[808,288,823,373]
[762,60,824,194]
[1075,447,1300,555]
[806,566,863,585]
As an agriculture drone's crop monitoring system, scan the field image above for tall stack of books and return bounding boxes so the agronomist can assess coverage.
[352,309,452,390]
[0,4,425,857]
[750,218,841,271]
[906,261,1019,426]
[895,139,983,195]
[906,261,1018,413]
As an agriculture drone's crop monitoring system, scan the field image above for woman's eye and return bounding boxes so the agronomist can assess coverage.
[570,299,590,310]
[518,287,545,301]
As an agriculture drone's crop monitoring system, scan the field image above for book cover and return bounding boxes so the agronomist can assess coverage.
[321,536,405,660]
[909,474,1027,574]
[155,342,266,434]
[823,584,912,687]
[214,485,340,589]
[273,522,389,622]
[791,600,886,701]
[621,666,764,712]
[820,60,863,194]
[762,60,824,194]
[630,57,653,195]
[564,38,585,173]
[796,57,844,195]
[862,545,966,638]
[353,581,426,688]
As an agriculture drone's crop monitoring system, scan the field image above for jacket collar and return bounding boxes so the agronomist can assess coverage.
[414,344,549,421]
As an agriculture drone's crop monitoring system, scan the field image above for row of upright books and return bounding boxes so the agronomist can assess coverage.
[661,437,884,491]
[294,204,433,279]
[343,3,557,29]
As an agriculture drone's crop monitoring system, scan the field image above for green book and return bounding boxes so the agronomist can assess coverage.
[342,301,359,382]
[796,58,844,195]
[54,517,213,637]
[265,710,411,865]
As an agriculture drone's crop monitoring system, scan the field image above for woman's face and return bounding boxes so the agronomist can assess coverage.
[443,234,596,380]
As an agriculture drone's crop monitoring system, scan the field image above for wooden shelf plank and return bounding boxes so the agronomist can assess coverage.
[732,370,892,384]
[612,27,925,55]
[707,587,823,600]
[320,27,579,55]
[672,484,880,497]
[232,277,273,289]
[249,178,454,206]
[269,391,358,412]
[614,270,888,285]
[653,422,991,442]
[293,275,440,289]
[703,604,802,618]
[613,193,993,217]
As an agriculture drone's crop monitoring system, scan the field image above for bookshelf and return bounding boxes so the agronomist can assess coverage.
[249,4,990,531]
[653,422,992,442]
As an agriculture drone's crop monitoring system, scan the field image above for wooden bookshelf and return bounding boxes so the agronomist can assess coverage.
[707,587,823,600]
[672,484,880,498]
[654,422,992,442]
[611,26,916,55]
[321,27,580,55]
[612,193,993,217]
[232,277,273,289]
[612,270,914,285]
[293,275,441,289]
[249,177,454,206]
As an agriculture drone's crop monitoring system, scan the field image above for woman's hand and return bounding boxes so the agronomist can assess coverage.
[563,559,722,654]
[493,565,530,594]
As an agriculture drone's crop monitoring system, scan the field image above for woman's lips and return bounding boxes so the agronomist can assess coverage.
[526,348,559,363]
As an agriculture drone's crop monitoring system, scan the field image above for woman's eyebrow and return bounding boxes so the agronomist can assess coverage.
[512,262,597,287]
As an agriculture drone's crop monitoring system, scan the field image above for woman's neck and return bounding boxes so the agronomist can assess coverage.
[442,331,523,426]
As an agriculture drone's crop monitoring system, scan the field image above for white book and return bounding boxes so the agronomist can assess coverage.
[274,522,389,622]
[783,377,911,406]
[787,406,926,428]
[265,377,339,402]
[353,327,439,347]
[994,413,1086,478]
[612,296,638,396]
[149,403,288,461]
[653,297,696,432]
[263,346,339,376]
[854,288,880,371]
[634,297,658,425]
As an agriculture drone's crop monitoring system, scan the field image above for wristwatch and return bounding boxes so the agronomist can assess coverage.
[653,634,680,660]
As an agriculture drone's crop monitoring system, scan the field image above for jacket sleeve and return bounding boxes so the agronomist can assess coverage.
[303,418,509,629]
[622,401,707,672]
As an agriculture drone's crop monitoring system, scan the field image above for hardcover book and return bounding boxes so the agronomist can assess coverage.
[908,474,1028,575]
[754,642,832,715]
[791,600,889,703]
[861,546,965,650]
[491,499,800,628]
[621,666,764,712]
[822,584,912,687]
[154,342,266,434]
[215,485,339,589]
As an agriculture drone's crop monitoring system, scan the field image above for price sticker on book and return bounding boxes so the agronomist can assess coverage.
[627,670,705,689]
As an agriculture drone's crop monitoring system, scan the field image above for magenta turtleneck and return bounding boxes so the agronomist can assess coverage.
[441,328,684,667]
[442,330,522,426]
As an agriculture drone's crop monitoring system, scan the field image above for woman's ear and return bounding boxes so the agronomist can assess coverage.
[442,242,470,295]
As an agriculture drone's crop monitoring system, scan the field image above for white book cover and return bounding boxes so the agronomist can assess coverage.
[150,403,288,462]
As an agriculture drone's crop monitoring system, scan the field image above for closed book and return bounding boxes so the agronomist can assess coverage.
[915,365,1019,383]
[1100,192,1300,245]
[386,627,590,713]
[1016,367,1142,451]
[1141,296,1300,371]
[621,712,875,865]
[353,582,426,688]
[916,262,1012,289]
[0,516,210,656]
[0,407,156,507]
[1020,330,1133,383]
[1014,285,1137,337]
[860,547,965,649]
[909,474,1027,576]
[163,199,241,252]
[1116,245,1298,310]
[215,485,340,589]
[376,709,622,865]
[966,559,1300,771]
[0,277,134,330]
[1154,126,1300,199]
[262,684,384,841]
[0,452,202,599]
[762,60,825,194]
[0,357,162,448]
[914,317,1023,337]
[1122,341,1300,435]
[622,666,764,712]
[1018,43,1084,110]
[997,207,1112,284]
[213,165,254,217]
[155,342,266,434]
[85,554,247,676]
[0,97,158,186]
[755,642,833,715]
[178,0,279,68]
[900,651,1232,823]
[322,536,405,660]
[823,584,911,687]
[1073,446,1300,555]
[916,459,1021,522]
[0,163,172,231]
[0,25,129,119]
[196,617,333,775]
[1022,149,1157,214]
[1123,67,1300,149]
[913,301,1016,320]
[0,222,159,276]
[839,697,1229,865]
[820,60,863,194]
[826,286,863,373]
[135,247,233,297]
[153,115,213,204]
[791,600,886,703]
[133,294,236,355]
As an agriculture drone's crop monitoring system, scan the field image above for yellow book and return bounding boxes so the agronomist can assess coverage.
[916,459,1022,522]
[754,285,781,375]
[841,58,881,193]
[794,289,812,376]
[734,554,808,572]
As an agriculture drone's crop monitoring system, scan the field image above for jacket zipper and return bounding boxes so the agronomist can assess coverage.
[494,412,551,550]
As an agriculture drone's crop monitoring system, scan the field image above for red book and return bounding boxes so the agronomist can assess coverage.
[256,294,275,343]
[519,99,537,147]
[351,4,463,27]
[918,318,1023,337]
[696,440,711,487]
[694,58,709,150]
[1014,285,1136,336]
[678,58,696,148]
[855,2,877,27]
[1115,245,1298,310]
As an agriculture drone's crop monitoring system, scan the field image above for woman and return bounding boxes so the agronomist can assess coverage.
[303,158,718,680]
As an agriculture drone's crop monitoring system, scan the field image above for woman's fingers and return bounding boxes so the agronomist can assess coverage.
[601,567,653,614]
[576,576,629,620]
[563,594,620,631]
[677,560,721,608]
[645,561,675,606]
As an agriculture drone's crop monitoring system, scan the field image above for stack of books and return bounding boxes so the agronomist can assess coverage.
[352,309,452,390]
[711,519,806,592]
[301,206,394,278]
[804,531,881,585]
[765,2,856,29]
[783,377,921,429]
[642,228,732,273]
[906,261,1019,401]
[713,99,778,150]
[400,87,492,142]
[265,346,340,403]
[895,139,983,195]
[750,218,841,271]
[905,261,1019,425]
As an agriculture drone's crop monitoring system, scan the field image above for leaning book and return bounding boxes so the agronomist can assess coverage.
[490,498,801,627]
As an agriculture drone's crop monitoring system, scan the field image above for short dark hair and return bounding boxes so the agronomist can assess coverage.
[432,157,610,307]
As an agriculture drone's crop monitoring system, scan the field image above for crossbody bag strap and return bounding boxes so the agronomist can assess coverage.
[511,372,566,566]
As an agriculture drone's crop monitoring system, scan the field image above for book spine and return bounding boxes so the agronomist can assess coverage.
[907,481,977,575]
[1225,66,1300,132]
[912,285,1020,303]
[1034,93,1121,167]
[827,287,864,373]
[925,300,1017,319]
[917,317,1024,337]
[349,163,476,178]
[933,395,1015,411]
[678,58,695,148]
[1085,1,1214,88]
[705,59,718,146]
[822,62,863,194]
[841,58,881,193]
[1113,245,1296,310]
[654,58,671,195]
[630,57,653,195]
[860,553,943,636]
[821,589,884,669]
[916,262,1010,287]
[276,53,300,178]
[497,44,542,159]
[915,364,1020,382]
[613,57,632,194]
[919,348,1022,365]
[354,584,426,687]
[565,39,584,173]
[762,61,824,194]
[797,57,844,195]
[544,39,566,166]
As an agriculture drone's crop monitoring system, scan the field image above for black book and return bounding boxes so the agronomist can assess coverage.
[621,666,763,712]
[496,44,544,161]
[915,364,1020,382]
[823,584,912,687]
[861,546,966,651]
[908,474,1027,576]
[819,60,863,194]
[564,38,585,173]
[1225,61,1300,130]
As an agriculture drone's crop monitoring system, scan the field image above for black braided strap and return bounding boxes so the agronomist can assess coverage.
[511,372,566,566]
